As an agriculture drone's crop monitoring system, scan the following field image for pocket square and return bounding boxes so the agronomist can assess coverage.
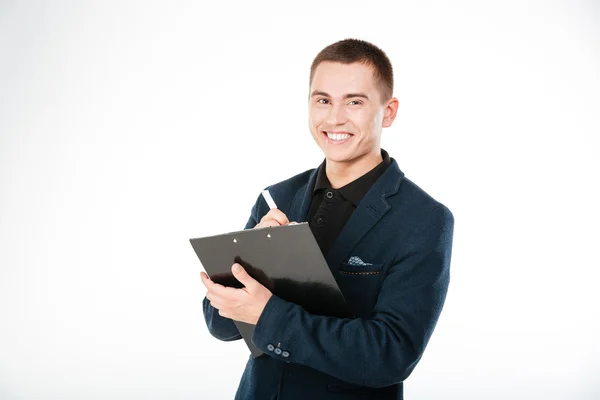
[347,256,373,266]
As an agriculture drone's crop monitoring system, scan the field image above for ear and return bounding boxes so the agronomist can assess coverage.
[382,97,399,128]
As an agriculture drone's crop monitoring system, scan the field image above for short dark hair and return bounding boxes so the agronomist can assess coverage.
[309,38,394,103]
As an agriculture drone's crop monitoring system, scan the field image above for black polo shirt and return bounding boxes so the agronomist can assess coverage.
[306,148,392,257]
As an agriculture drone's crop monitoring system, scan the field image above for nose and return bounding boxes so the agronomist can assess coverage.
[326,103,347,126]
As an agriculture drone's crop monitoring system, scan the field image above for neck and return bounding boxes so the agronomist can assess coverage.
[325,149,383,189]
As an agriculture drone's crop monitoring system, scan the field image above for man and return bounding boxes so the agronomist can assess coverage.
[200,38,454,399]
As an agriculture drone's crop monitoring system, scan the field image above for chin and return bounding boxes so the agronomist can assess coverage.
[322,149,354,162]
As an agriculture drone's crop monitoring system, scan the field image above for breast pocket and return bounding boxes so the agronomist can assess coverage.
[336,262,384,317]
[338,262,383,275]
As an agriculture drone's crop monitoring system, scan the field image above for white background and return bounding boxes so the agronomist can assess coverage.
[1,1,599,399]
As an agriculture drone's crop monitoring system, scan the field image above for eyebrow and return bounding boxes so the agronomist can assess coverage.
[310,91,370,100]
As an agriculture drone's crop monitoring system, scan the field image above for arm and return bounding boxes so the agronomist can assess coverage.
[251,206,454,387]
[202,192,263,341]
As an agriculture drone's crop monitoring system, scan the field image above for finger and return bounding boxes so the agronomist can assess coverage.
[255,219,281,229]
[202,275,230,295]
[231,263,258,291]
[218,309,230,318]
[206,291,225,308]
[208,281,242,300]
[200,271,217,290]
[257,216,281,227]
[261,209,290,226]
[200,272,210,288]
[267,209,290,225]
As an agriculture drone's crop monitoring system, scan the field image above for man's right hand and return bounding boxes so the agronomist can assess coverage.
[253,209,291,229]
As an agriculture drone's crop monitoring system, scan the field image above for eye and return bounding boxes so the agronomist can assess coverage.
[347,100,362,105]
[317,98,330,104]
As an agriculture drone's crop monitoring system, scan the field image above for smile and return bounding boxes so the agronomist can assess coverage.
[323,131,353,144]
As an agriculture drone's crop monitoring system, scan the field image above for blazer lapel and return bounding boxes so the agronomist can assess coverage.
[325,160,404,272]
[287,160,405,273]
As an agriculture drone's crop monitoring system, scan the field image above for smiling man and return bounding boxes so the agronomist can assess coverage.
[200,38,454,400]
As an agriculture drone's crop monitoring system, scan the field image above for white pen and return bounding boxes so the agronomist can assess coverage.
[261,190,298,225]
[261,189,278,209]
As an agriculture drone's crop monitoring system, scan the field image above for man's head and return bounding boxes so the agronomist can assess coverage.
[308,39,399,166]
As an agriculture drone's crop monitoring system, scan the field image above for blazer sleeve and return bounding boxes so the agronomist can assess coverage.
[251,205,454,388]
[202,191,264,341]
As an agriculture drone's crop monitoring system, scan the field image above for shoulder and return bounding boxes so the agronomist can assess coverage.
[399,176,452,215]
[389,174,454,241]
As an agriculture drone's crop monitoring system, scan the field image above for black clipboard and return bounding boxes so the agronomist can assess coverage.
[190,222,350,357]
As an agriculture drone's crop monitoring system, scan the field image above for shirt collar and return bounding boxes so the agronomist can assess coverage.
[312,148,392,207]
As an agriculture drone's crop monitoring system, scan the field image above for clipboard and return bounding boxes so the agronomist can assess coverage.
[190,222,350,357]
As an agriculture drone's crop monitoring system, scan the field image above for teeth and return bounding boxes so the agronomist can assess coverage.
[327,132,351,141]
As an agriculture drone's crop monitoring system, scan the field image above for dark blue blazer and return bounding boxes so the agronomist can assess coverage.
[203,156,454,399]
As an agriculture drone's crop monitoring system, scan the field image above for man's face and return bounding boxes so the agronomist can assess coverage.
[308,61,392,164]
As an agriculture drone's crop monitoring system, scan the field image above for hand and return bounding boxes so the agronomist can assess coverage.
[254,209,290,229]
[200,263,273,325]
[254,209,298,228]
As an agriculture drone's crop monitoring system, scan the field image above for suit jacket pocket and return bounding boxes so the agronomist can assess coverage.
[338,262,383,276]
[336,262,384,317]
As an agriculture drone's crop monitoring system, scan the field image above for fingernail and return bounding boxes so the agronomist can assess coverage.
[233,264,241,272]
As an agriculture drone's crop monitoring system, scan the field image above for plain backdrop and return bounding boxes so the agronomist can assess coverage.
[1,1,599,399]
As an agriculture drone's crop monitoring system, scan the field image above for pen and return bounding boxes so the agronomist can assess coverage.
[261,190,299,226]
[261,189,278,209]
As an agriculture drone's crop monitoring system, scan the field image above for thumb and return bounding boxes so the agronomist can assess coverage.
[232,263,257,290]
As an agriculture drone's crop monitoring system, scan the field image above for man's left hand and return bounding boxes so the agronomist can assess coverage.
[200,263,273,325]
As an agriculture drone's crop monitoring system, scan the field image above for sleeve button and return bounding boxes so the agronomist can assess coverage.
[267,344,275,351]
[274,348,282,355]
[282,351,290,358]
